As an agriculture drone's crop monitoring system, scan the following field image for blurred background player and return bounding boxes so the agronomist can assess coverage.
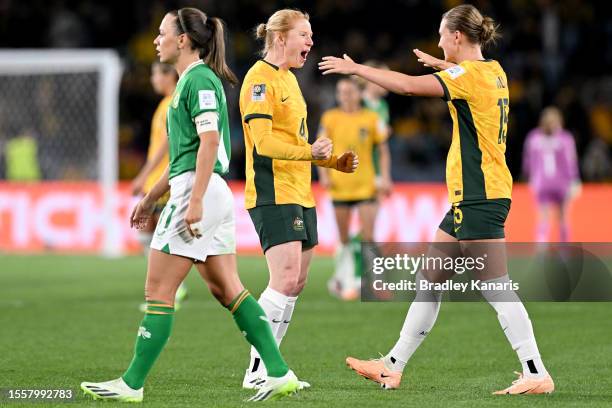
[318,77,390,300]
[240,9,358,390]
[523,107,580,242]
[131,61,188,310]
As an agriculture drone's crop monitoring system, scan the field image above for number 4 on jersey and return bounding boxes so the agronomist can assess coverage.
[497,98,509,144]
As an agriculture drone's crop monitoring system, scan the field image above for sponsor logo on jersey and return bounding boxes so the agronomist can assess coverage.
[445,65,466,79]
[293,216,304,231]
[252,84,266,101]
[198,90,216,109]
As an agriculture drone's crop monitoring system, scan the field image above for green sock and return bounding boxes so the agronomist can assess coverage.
[122,300,174,389]
[229,290,289,378]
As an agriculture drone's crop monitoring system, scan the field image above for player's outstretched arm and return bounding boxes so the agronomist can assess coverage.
[413,49,456,71]
[249,117,332,161]
[319,54,444,98]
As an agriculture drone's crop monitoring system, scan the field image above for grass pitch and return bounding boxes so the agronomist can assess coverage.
[1,255,611,407]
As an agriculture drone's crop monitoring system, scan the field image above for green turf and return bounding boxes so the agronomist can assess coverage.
[1,255,611,407]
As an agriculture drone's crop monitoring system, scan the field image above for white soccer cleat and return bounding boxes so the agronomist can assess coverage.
[243,368,267,390]
[247,370,299,402]
[80,377,143,402]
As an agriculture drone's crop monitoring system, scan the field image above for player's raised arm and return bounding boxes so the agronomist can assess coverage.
[318,54,444,98]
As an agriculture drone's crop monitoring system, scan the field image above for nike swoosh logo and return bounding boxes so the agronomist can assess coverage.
[454,226,462,233]
[380,373,390,378]
[283,320,290,324]
[281,96,289,102]
[272,319,281,323]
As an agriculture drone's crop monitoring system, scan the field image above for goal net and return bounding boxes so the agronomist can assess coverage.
[0,50,123,256]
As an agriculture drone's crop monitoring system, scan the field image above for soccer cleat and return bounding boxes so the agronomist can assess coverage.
[81,377,143,402]
[247,370,300,402]
[346,356,402,390]
[493,371,555,395]
[243,368,267,390]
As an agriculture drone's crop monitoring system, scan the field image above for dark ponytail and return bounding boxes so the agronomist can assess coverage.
[169,8,238,85]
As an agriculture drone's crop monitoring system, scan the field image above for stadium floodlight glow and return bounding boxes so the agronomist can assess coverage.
[0,49,123,257]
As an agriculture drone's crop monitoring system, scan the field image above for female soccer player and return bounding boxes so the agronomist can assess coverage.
[131,62,188,310]
[523,107,580,242]
[320,4,554,395]
[81,7,301,402]
[318,78,390,300]
[239,9,358,389]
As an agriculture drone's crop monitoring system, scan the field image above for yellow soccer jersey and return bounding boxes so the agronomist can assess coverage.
[143,95,171,194]
[240,60,314,209]
[318,108,386,201]
[433,60,513,203]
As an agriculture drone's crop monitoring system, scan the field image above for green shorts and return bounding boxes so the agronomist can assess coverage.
[248,204,318,253]
[332,197,377,207]
[439,198,511,240]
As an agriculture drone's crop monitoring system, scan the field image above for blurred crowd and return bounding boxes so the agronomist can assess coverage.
[0,0,610,182]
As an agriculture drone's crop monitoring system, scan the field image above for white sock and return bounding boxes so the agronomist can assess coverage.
[384,274,442,372]
[137,232,152,257]
[480,275,548,378]
[335,243,355,290]
[248,287,288,374]
[276,295,297,344]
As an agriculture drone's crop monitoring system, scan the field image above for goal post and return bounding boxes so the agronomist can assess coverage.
[0,49,123,256]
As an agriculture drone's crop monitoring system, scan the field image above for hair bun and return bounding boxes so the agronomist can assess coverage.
[256,23,267,39]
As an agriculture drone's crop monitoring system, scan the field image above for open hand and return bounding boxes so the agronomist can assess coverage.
[413,49,451,71]
[336,151,358,173]
[319,54,358,75]
[130,196,155,229]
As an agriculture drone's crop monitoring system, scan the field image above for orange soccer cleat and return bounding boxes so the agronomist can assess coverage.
[346,356,402,390]
[493,372,555,395]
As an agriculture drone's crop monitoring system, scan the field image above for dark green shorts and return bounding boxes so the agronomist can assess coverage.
[439,198,511,240]
[332,197,377,207]
[248,204,318,253]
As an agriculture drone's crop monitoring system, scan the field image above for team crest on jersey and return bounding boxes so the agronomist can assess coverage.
[292,217,304,231]
[172,91,180,109]
[445,65,466,79]
[252,84,266,101]
[359,127,368,141]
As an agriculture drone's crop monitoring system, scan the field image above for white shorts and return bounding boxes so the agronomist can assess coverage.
[150,171,236,262]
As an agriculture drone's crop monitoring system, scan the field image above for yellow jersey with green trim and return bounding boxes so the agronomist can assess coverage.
[433,59,512,203]
[318,108,386,201]
[143,95,171,194]
[240,60,313,209]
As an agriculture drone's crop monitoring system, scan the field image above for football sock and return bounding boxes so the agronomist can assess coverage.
[122,300,174,389]
[229,290,289,378]
[137,231,153,257]
[335,243,355,289]
[276,294,297,344]
[480,275,548,378]
[384,273,442,372]
[248,287,288,374]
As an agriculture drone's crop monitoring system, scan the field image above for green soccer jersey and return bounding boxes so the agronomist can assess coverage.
[166,60,231,180]
[363,97,390,175]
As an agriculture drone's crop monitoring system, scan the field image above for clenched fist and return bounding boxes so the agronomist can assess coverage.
[336,151,359,173]
[312,137,333,160]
